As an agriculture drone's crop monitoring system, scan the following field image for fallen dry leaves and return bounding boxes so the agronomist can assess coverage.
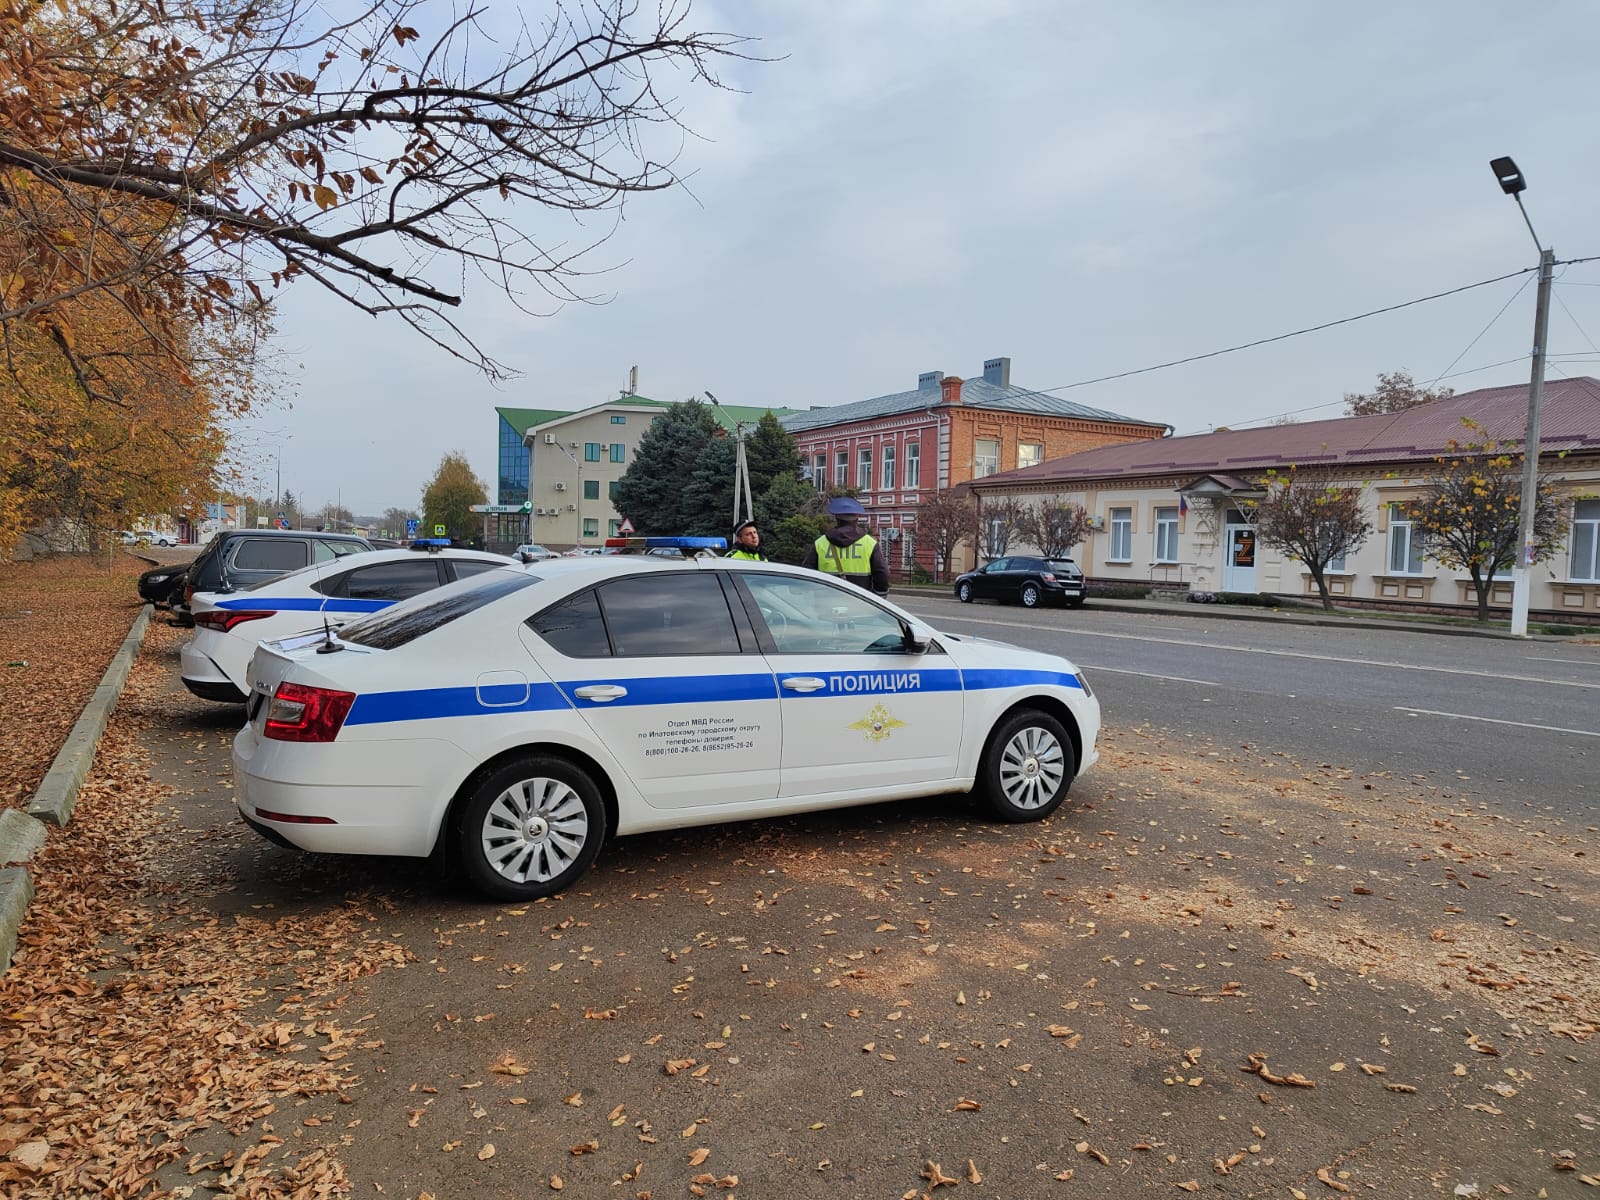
[0,556,413,1196]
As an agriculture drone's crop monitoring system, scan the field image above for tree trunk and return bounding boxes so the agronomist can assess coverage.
[1308,566,1334,611]
[1471,567,1491,621]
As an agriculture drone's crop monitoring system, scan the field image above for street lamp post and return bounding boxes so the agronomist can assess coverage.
[1489,155,1553,638]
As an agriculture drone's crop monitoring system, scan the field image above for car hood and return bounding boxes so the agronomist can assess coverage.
[934,629,1082,677]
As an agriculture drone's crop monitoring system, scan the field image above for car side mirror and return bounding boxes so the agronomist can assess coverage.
[901,622,930,654]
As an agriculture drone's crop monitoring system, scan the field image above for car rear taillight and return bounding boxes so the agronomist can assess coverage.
[195,609,274,632]
[1040,573,1056,582]
[263,682,356,743]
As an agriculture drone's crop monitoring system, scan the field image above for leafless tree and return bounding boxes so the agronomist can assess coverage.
[1253,470,1373,611]
[1344,369,1452,417]
[978,495,1024,560]
[1016,497,1090,559]
[918,488,977,581]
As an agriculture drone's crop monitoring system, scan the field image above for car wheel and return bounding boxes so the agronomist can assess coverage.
[956,582,973,603]
[454,755,607,901]
[1020,583,1041,608]
[978,709,1074,822]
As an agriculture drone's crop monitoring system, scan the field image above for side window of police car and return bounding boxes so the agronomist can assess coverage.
[528,575,740,658]
[338,559,443,601]
[742,574,907,655]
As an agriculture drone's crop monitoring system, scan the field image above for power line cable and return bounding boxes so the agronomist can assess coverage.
[1424,273,1533,389]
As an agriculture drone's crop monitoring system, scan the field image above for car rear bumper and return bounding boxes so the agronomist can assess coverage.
[179,641,246,702]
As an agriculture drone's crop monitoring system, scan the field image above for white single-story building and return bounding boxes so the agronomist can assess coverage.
[965,377,1600,622]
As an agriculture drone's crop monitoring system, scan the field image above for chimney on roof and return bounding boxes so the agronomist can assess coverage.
[940,375,964,405]
[983,356,1011,388]
[918,370,945,391]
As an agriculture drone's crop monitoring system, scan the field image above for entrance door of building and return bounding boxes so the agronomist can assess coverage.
[1223,520,1257,593]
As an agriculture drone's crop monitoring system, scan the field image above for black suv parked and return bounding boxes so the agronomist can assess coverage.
[174,529,373,626]
[953,555,1086,608]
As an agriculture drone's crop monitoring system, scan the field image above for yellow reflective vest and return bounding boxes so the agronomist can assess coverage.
[725,549,765,561]
[813,533,876,576]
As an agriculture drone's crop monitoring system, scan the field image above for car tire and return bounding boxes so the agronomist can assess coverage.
[978,708,1075,822]
[956,582,973,603]
[453,755,607,901]
[1020,583,1041,608]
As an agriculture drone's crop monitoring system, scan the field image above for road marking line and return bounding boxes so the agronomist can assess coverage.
[1393,707,1600,738]
[921,610,1600,691]
[1081,665,1218,687]
[1525,654,1600,669]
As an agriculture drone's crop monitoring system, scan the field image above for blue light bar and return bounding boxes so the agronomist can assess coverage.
[644,536,727,550]
[409,538,451,549]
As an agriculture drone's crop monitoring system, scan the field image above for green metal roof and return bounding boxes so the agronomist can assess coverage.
[502,397,797,436]
[496,406,568,435]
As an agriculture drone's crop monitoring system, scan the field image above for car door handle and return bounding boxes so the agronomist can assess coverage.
[573,684,628,703]
[782,677,826,693]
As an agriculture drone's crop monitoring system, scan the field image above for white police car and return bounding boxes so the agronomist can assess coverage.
[181,543,514,703]
[232,541,1101,901]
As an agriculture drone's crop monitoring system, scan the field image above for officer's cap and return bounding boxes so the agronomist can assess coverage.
[733,519,757,536]
[826,496,867,518]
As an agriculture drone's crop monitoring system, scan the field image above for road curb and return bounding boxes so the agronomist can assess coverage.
[0,603,152,975]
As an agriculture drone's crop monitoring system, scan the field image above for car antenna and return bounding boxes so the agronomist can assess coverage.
[313,534,345,655]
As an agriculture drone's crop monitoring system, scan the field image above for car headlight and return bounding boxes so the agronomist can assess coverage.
[1074,672,1094,698]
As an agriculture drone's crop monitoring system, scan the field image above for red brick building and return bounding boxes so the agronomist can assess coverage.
[781,356,1168,575]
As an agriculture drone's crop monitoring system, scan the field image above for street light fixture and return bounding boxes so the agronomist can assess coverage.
[705,391,753,531]
[1488,154,1554,637]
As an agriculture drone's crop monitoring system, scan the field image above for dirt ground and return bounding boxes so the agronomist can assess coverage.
[1,553,1597,1198]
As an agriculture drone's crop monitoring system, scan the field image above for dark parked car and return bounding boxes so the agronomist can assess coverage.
[173,529,373,626]
[137,563,190,607]
[954,555,1086,608]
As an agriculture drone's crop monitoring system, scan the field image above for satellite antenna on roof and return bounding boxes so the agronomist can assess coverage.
[622,365,638,398]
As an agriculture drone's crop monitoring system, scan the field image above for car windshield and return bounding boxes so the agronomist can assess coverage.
[338,572,539,649]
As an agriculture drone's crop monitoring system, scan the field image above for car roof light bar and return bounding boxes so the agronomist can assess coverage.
[602,536,728,552]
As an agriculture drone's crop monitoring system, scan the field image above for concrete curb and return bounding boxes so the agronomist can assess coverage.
[0,603,153,975]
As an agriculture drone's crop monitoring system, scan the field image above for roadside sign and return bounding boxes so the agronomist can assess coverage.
[433,524,446,537]
[469,504,527,514]
[619,518,635,534]
[405,518,419,536]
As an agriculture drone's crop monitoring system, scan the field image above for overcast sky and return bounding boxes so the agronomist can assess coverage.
[245,0,1600,517]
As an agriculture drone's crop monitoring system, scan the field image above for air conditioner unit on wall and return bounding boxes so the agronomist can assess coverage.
[565,504,577,512]
[1086,515,1106,530]
[554,481,567,491]
[544,433,555,444]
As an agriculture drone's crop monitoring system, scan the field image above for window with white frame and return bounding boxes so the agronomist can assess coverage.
[1109,507,1133,561]
[974,438,1000,478]
[904,442,921,488]
[835,449,848,487]
[1387,503,1425,574]
[857,447,873,491]
[1153,506,1178,562]
[812,454,827,490]
[1018,442,1043,470]
[902,530,916,571]
[1571,498,1600,581]
[881,444,896,491]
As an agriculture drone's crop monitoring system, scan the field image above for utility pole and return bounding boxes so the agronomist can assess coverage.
[706,391,754,530]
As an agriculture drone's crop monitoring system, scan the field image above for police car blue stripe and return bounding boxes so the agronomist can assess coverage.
[216,596,393,614]
[347,683,570,725]
[559,674,779,708]
[961,668,1085,692]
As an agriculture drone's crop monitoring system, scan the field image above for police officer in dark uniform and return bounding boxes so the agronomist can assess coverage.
[803,496,889,595]
[726,519,767,561]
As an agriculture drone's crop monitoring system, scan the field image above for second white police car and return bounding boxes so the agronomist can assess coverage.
[233,544,1101,901]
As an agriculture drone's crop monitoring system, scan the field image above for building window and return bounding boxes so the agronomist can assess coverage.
[1571,499,1600,581]
[904,442,921,489]
[813,453,827,491]
[583,479,599,501]
[608,480,620,502]
[608,518,621,537]
[609,443,625,463]
[1153,506,1178,562]
[1109,507,1133,561]
[611,415,626,424]
[902,531,916,571]
[857,447,872,491]
[1387,504,1425,574]
[1018,442,1043,470]
[881,444,896,491]
[583,517,599,537]
[974,438,999,478]
[1326,550,1348,573]
[835,450,848,487]
[584,442,601,462]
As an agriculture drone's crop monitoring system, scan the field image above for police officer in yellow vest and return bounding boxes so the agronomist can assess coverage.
[726,519,767,561]
[803,496,890,595]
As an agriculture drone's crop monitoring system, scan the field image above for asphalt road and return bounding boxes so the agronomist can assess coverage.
[899,596,1600,819]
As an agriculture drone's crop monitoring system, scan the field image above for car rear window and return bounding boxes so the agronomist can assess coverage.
[1044,560,1082,574]
[232,538,308,572]
[339,572,539,649]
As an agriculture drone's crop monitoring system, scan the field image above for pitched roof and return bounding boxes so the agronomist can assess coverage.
[496,406,569,435]
[506,397,797,437]
[781,377,1165,433]
[971,376,1600,488]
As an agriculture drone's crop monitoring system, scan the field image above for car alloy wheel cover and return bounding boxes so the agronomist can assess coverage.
[480,775,590,883]
[997,723,1066,810]
[1022,585,1039,606]
[958,583,971,602]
